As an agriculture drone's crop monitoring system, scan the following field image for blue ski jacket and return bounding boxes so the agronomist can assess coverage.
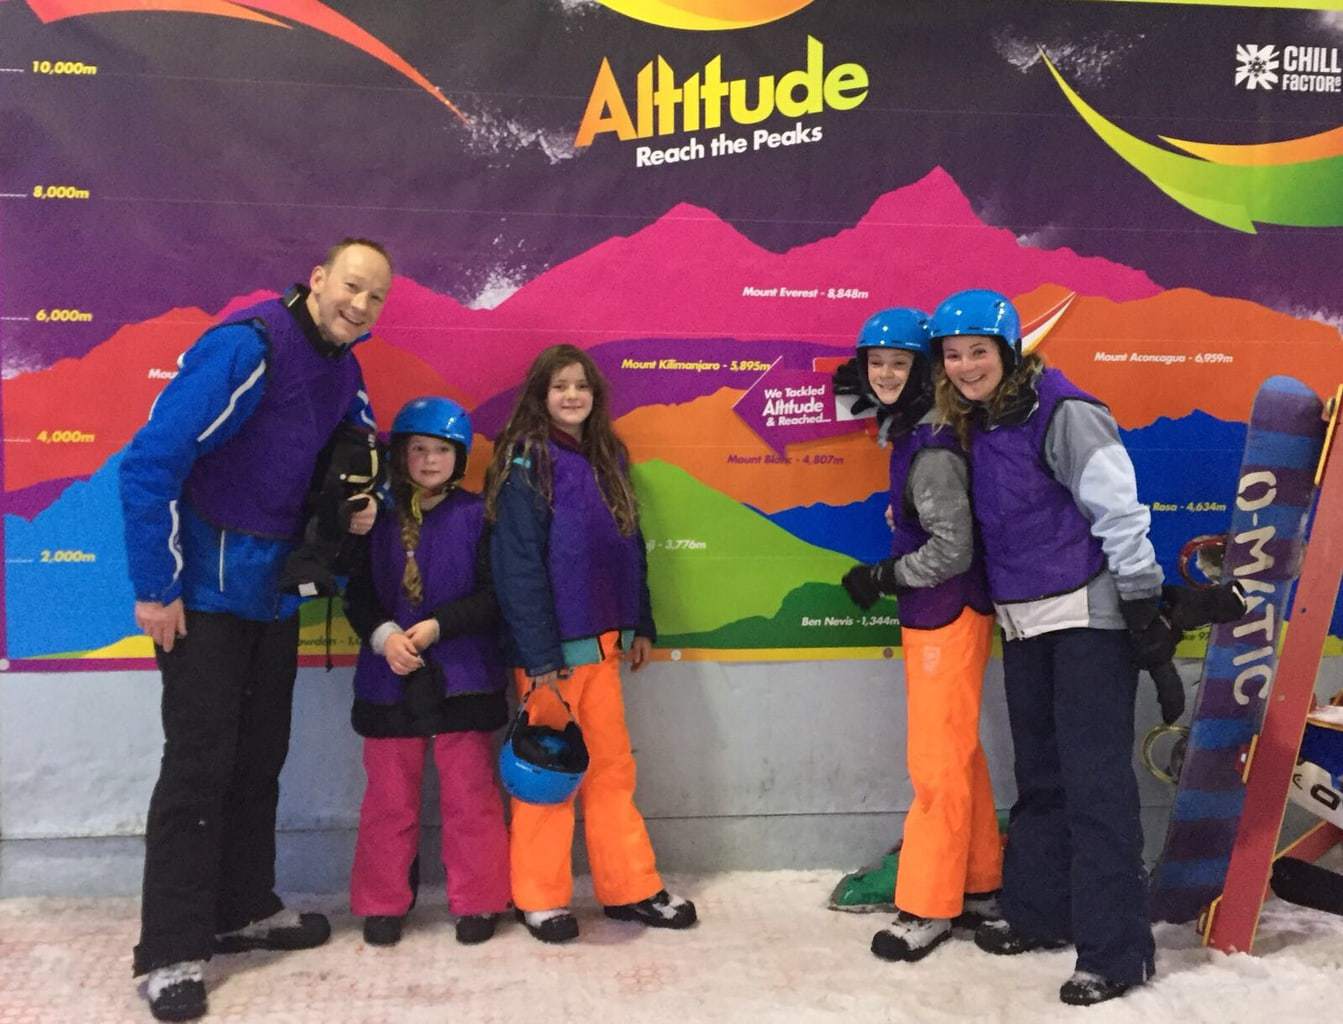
[119,289,375,621]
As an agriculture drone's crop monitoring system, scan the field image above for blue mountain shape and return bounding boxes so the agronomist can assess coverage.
[1120,414,1247,587]
[749,492,892,565]
[752,409,1339,640]
[5,449,137,658]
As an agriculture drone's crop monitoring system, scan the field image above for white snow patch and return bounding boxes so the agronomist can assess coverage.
[3,350,49,380]
[1316,12,1343,36]
[6,874,1343,1020]
[464,109,580,165]
[1286,305,1343,335]
[466,268,528,310]
[551,0,601,13]
[1017,226,1067,250]
[996,32,1141,85]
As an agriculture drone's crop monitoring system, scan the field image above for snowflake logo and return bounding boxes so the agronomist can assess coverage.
[1235,44,1280,90]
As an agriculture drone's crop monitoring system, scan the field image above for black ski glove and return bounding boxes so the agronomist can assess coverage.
[841,562,896,610]
[404,662,445,733]
[1149,662,1187,725]
[1162,581,1248,632]
[1120,597,1178,669]
[832,357,875,416]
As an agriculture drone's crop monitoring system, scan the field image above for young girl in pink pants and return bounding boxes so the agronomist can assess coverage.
[344,396,510,946]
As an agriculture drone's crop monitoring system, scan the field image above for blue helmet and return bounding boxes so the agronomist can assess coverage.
[497,707,588,805]
[856,307,931,355]
[391,396,473,453]
[929,289,1022,360]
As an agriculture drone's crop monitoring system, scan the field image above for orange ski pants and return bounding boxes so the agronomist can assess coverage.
[509,633,663,911]
[894,606,1003,919]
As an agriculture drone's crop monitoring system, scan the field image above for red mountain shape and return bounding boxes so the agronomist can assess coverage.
[4,307,215,491]
[1,303,465,492]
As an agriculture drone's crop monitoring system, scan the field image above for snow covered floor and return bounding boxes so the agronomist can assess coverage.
[3,870,1342,1023]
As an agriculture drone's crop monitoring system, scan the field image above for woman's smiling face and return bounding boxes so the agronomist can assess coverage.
[940,335,1004,402]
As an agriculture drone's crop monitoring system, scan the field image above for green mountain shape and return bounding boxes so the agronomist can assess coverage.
[658,580,902,651]
[633,458,867,637]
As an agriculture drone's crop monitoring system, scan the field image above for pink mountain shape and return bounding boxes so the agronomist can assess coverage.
[216,290,280,320]
[372,168,1161,401]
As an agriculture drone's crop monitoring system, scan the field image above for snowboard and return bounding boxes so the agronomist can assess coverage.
[1149,376,1327,925]
[1204,385,1343,952]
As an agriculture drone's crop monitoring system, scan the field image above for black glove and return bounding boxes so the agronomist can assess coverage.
[1149,662,1186,725]
[1120,597,1178,670]
[1162,581,1247,632]
[841,562,898,610]
[403,662,445,734]
[832,357,875,416]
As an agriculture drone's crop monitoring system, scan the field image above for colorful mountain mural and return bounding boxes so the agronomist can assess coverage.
[5,171,1341,665]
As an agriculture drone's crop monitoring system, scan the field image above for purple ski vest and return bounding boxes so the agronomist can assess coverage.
[353,489,504,704]
[547,440,644,641]
[887,422,992,630]
[183,296,361,539]
[970,368,1106,603]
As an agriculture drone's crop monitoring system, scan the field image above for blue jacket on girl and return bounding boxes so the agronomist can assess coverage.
[490,433,654,676]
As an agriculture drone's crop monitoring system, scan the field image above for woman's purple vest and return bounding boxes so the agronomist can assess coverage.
[353,489,504,704]
[969,368,1105,603]
[547,440,644,641]
[887,423,992,629]
[183,297,361,540]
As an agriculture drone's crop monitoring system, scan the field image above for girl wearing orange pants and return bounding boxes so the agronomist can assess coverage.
[508,634,660,914]
[485,344,696,943]
[838,307,1002,961]
[897,607,1001,922]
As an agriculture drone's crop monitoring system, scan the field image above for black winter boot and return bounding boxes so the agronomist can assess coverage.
[871,911,952,962]
[362,915,403,946]
[603,889,697,929]
[145,960,206,1022]
[974,918,1068,955]
[1059,970,1133,1006]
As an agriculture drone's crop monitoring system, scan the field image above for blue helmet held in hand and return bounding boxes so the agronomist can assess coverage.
[391,396,473,453]
[856,307,931,355]
[929,289,1022,364]
[497,697,589,805]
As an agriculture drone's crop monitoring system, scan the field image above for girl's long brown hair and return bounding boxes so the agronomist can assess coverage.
[933,347,1047,450]
[483,345,639,535]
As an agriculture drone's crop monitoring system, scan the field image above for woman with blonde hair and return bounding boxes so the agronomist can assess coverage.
[932,289,1168,1006]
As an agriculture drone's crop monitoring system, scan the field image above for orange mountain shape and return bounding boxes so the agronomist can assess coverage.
[618,388,887,514]
[1027,287,1343,427]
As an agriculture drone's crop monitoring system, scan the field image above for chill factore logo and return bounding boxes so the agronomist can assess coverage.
[1235,42,1341,93]
[1235,44,1279,89]
[595,0,817,31]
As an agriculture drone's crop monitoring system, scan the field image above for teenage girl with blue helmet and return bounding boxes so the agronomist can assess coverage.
[932,289,1170,1006]
[837,308,1002,963]
[484,344,696,943]
[343,397,511,948]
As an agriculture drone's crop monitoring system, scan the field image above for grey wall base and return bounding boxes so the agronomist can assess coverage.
[4,658,1340,900]
[3,806,1186,900]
